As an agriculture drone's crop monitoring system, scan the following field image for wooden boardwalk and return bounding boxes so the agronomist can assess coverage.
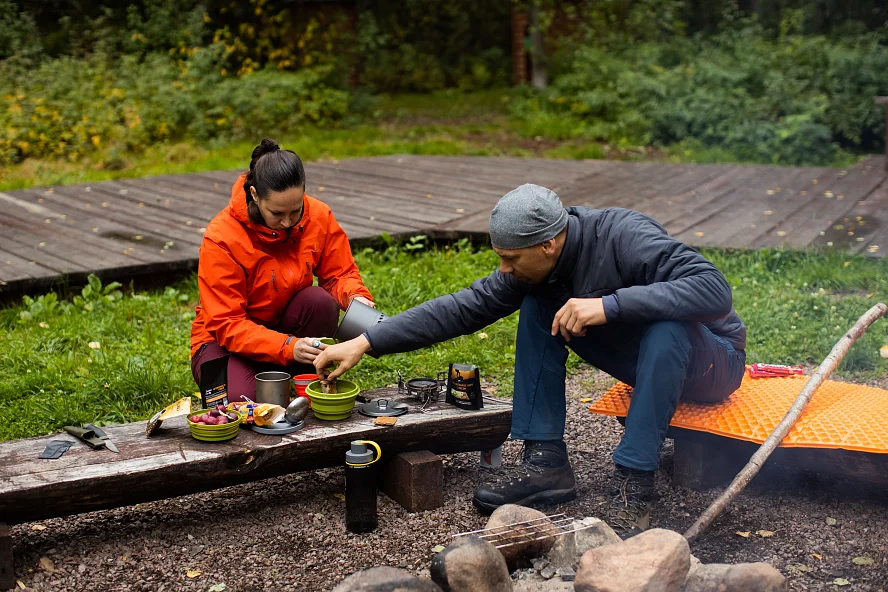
[1,155,886,295]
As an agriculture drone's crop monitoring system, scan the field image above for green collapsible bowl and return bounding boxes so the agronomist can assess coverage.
[305,379,360,421]
[187,408,241,442]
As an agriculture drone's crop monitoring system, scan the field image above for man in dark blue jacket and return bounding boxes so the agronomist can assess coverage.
[316,184,746,537]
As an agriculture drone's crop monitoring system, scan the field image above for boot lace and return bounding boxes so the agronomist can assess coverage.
[486,442,544,486]
[603,473,650,531]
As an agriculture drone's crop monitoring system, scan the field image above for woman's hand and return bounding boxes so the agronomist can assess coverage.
[352,296,375,309]
[314,335,372,382]
[292,337,327,365]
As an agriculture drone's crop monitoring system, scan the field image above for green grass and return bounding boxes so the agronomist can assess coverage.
[2,241,887,442]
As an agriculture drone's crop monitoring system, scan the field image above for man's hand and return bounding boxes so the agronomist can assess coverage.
[353,296,375,309]
[293,337,327,365]
[314,334,372,382]
[551,298,606,342]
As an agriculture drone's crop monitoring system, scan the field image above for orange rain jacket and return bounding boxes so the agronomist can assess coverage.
[191,174,372,365]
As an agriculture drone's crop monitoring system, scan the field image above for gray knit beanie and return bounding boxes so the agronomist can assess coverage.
[488,184,568,250]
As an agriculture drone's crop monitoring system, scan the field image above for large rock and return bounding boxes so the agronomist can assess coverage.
[546,517,621,569]
[486,505,557,570]
[575,528,690,592]
[430,536,512,592]
[682,562,787,592]
[332,566,443,592]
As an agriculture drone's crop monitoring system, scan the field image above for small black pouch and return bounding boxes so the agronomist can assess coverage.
[39,440,73,459]
[199,355,230,408]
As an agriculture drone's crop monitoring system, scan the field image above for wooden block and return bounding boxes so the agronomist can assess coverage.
[381,451,443,512]
[0,522,14,591]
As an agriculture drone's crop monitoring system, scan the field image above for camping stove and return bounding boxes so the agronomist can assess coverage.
[397,370,446,409]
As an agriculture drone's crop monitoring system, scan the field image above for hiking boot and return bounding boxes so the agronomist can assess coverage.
[603,464,656,539]
[472,441,577,514]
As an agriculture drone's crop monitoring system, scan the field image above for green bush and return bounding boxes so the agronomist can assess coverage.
[530,17,888,165]
[354,1,511,93]
[0,48,350,164]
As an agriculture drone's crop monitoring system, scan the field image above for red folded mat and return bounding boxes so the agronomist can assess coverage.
[747,363,804,378]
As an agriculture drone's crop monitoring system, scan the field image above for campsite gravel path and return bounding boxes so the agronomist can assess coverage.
[10,369,888,591]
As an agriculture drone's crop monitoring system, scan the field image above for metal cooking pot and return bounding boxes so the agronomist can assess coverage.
[334,299,389,342]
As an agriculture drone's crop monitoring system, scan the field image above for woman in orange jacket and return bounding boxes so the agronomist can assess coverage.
[191,138,373,401]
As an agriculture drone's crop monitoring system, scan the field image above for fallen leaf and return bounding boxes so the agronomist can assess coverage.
[843,261,850,268]
[31,524,47,531]
[776,231,787,237]
[763,210,774,215]
[477,332,489,339]
[867,245,880,253]
[39,557,55,572]
[694,231,704,237]
[333,493,345,501]
[16,581,25,589]
[756,530,775,538]
[580,398,593,403]
[786,563,812,576]
[208,584,228,592]
[456,208,465,213]
[38,322,49,328]
[766,190,775,195]
[852,556,874,566]
[318,186,325,192]
[880,345,888,359]
[432,545,446,553]
[186,569,202,578]
[833,578,850,586]
[811,553,823,560]
[88,341,101,349]
[735,531,751,538]
[826,517,837,526]
[825,191,834,198]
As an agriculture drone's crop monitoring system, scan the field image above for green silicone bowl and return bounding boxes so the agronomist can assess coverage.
[305,379,360,421]
[187,408,241,442]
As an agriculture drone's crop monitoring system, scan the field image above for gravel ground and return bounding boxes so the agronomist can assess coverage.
[10,369,888,591]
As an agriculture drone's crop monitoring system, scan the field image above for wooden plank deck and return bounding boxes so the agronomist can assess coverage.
[1,155,885,295]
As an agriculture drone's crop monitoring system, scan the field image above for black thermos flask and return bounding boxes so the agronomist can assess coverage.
[345,440,381,533]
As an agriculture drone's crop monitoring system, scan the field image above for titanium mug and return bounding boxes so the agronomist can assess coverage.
[255,371,291,408]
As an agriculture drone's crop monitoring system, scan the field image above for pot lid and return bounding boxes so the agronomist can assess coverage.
[251,419,304,435]
[359,398,409,417]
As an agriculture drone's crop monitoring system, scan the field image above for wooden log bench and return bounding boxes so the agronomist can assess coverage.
[0,387,511,590]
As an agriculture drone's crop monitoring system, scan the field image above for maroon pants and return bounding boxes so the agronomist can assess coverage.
[191,286,339,403]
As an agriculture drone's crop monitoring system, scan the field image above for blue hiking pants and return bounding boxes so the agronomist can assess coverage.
[512,294,746,471]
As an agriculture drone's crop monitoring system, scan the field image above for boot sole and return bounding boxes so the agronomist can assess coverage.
[472,488,577,515]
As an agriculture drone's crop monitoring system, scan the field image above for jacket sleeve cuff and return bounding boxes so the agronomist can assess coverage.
[281,335,295,364]
[362,330,378,355]
[602,294,620,322]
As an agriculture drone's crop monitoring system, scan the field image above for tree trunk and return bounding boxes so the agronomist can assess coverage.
[529,4,548,90]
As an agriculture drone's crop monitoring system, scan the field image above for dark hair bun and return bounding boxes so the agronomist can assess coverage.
[249,138,280,172]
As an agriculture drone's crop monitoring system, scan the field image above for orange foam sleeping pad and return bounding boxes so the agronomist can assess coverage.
[588,372,888,454]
